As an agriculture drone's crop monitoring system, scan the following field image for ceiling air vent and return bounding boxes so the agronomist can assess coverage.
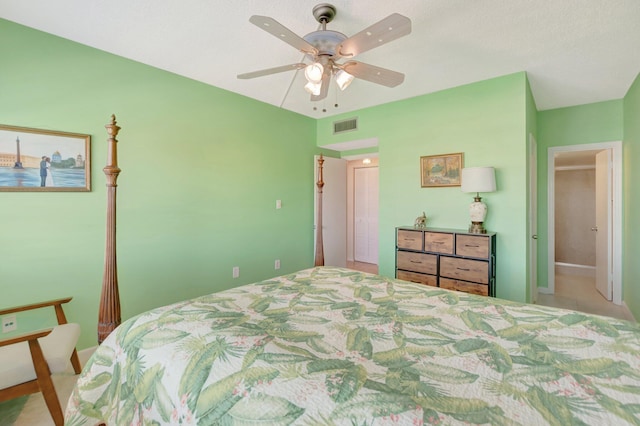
[333,117,358,134]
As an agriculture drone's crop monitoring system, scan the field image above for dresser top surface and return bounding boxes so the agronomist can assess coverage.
[397,226,496,237]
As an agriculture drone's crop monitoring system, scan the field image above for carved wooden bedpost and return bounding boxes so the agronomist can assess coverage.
[98,115,122,344]
[314,154,325,267]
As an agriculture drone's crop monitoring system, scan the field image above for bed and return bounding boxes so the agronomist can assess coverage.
[67,117,640,425]
[66,266,640,425]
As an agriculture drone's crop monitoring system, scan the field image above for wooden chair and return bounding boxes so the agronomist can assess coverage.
[0,298,81,426]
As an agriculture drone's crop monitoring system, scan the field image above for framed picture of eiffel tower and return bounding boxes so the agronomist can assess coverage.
[0,124,91,191]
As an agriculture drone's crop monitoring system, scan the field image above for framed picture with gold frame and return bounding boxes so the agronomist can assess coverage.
[420,152,463,187]
[0,124,91,192]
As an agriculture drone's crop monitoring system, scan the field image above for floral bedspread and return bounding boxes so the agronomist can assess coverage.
[66,267,640,425]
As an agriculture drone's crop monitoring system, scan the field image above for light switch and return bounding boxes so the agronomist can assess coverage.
[276,200,282,209]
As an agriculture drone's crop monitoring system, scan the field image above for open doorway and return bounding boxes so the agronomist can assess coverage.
[313,153,379,274]
[540,141,626,319]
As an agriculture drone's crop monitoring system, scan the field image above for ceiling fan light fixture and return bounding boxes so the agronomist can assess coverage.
[304,81,322,96]
[335,69,354,91]
[304,62,324,83]
[240,5,411,103]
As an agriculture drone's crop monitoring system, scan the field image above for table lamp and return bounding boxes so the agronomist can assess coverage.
[461,167,496,233]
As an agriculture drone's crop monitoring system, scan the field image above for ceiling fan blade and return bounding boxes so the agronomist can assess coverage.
[342,61,405,87]
[249,15,318,56]
[337,13,411,58]
[237,63,306,79]
[310,64,332,101]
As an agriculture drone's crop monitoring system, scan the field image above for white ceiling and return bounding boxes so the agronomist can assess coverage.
[2,0,639,119]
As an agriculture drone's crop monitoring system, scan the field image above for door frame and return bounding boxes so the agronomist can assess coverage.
[529,134,538,304]
[545,141,622,305]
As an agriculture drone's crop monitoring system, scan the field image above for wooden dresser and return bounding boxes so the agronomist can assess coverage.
[395,227,496,297]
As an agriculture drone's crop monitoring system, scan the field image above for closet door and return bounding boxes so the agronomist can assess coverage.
[354,167,379,264]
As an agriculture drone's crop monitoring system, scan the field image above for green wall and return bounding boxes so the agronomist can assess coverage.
[317,73,530,302]
[623,73,640,320]
[535,100,624,290]
[0,19,317,350]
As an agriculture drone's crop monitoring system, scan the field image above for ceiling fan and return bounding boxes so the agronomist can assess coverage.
[237,3,411,102]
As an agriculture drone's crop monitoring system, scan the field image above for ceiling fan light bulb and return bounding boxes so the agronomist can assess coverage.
[305,62,324,83]
[304,81,322,96]
[335,69,354,91]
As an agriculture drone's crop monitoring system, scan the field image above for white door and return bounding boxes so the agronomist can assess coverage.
[529,134,538,303]
[354,167,379,264]
[314,155,347,267]
[595,150,612,300]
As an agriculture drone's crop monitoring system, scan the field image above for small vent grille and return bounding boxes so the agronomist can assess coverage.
[333,117,358,134]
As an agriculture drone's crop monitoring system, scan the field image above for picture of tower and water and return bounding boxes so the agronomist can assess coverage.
[0,127,89,190]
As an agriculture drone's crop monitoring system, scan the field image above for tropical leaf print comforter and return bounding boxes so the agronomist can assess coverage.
[66,267,640,425]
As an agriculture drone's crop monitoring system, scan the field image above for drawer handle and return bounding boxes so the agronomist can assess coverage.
[432,241,444,244]
[465,244,479,248]
[404,238,416,241]
[410,260,423,264]
[456,267,470,271]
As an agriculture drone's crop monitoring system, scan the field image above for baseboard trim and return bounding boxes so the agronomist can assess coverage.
[621,302,637,323]
[555,262,595,277]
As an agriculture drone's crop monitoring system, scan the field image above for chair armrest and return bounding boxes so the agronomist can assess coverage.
[0,297,73,325]
[0,328,53,347]
[0,298,72,316]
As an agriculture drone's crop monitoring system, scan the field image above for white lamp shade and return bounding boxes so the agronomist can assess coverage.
[304,63,324,84]
[304,81,322,96]
[335,69,354,91]
[461,167,496,193]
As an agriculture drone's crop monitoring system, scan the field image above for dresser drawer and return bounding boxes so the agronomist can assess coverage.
[440,256,489,284]
[425,232,454,254]
[440,278,489,296]
[397,230,423,251]
[396,251,437,275]
[396,270,437,287]
[456,235,490,258]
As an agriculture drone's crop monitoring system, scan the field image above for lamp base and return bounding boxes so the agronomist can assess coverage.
[468,221,487,234]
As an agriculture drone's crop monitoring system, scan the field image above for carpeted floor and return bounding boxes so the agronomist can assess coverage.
[0,349,93,426]
[0,396,27,425]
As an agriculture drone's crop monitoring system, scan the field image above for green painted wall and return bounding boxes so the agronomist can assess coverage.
[317,73,530,302]
[623,73,640,320]
[0,19,317,349]
[535,100,623,290]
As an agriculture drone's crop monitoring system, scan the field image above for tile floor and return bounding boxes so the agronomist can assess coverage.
[346,260,378,274]
[537,273,636,322]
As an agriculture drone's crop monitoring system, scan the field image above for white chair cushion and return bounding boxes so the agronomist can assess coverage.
[0,323,80,389]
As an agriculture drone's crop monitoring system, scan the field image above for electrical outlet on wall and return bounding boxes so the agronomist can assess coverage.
[233,266,240,278]
[275,259,281,270]
[2,314,17,333]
